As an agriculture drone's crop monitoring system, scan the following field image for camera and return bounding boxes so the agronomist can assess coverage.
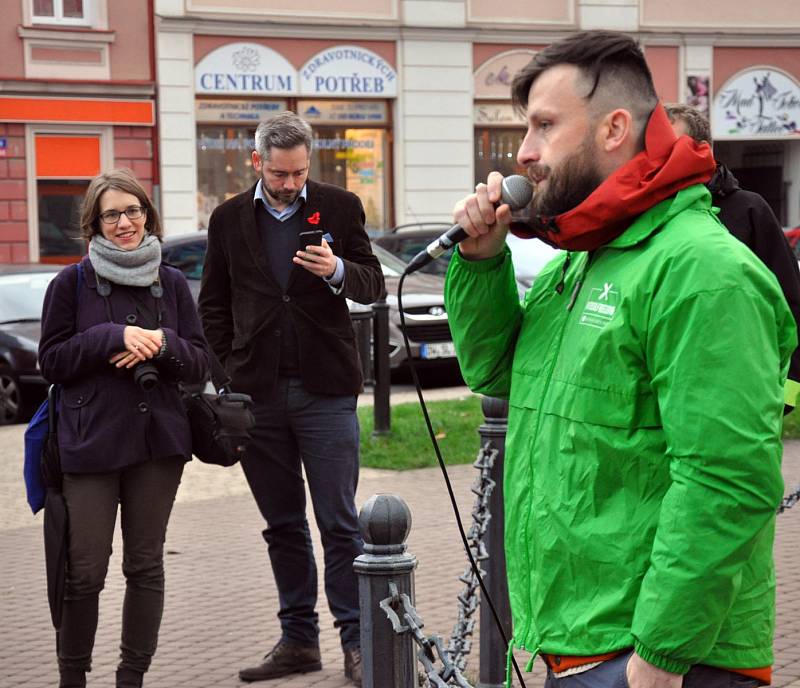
[133,361,160,391]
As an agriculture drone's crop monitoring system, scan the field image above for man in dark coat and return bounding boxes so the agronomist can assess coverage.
[667,104,800,412]
[199,111,384,685]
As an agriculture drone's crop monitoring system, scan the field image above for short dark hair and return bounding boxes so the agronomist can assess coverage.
[80,168,162,241]
[255,111,313,161]
[511,31,658,148]
[664,103,712,145]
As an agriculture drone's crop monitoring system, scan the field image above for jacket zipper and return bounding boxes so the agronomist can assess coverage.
[519,253,584,646]
[519,251,597,647]
[567,251,596,311]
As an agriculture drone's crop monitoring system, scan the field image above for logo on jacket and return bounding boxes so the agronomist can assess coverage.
[579,282,618,329]
[307,212,321,225]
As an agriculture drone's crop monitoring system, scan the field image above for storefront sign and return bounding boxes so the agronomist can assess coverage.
[712,67,800,139]
[195,99,287,123]
[195,43,297,95]
[298,100,389,125]
[300,46,397,97]
[473,103,526,126]
[474,50,536,100]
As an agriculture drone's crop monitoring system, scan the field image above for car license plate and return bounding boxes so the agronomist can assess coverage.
[420,342,456,359]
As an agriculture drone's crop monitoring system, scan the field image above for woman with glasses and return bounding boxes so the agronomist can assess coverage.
[38,168,209,688]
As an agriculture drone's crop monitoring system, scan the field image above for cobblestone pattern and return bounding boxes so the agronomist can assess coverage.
[1,424,798,687]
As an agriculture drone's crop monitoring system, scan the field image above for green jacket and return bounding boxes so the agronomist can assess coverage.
[444,185,795,673]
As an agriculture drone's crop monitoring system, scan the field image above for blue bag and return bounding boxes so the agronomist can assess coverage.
[23,396,51,514]
[22,262,82,515]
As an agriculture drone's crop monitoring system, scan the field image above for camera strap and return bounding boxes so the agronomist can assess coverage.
[94,272,163,326]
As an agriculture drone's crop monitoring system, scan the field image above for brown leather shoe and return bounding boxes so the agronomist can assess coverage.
[344,647,362,686]
[239,640,322,682]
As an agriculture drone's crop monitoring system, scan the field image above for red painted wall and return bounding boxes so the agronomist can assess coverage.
[0,124,29,263]
[715,47,800,92]
[113,126,154,197]
[645,46,680,104]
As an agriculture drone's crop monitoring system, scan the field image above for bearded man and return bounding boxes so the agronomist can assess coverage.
[444,31,793,688]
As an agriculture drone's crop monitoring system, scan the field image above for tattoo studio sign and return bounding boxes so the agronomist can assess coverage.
[712,67,800,139]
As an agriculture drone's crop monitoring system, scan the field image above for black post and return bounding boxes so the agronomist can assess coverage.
[354,494,418,688]
[372,297,391,435]
[351,306,374,386]
[478,397,512,688]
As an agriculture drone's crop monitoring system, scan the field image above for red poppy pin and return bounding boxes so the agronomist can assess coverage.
[307,212,321,225]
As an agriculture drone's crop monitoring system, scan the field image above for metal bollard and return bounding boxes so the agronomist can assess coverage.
[354,494,418,688]
[351,306,375,386]
[372,297,391,435]
[477,397,513,688]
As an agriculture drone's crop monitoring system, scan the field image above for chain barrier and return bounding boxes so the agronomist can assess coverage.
[778,485,800,514]
[380,581,474,688]
[378,444,498,686]
[446,445,497,672]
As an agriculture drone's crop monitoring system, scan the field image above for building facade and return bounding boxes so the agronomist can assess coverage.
[153,0,800,237]
[1,1,798,263]
[0,0,157,264]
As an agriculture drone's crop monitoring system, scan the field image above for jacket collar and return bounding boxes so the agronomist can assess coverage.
[604,183,712,249]
[510,103,716,251]
[239,178,327,291]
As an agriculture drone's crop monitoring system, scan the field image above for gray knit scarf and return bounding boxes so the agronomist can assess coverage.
[88,234,162,287]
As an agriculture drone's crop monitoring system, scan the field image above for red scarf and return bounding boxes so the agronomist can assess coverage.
[510,104,715,251]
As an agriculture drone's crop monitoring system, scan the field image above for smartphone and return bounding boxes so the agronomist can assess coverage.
[298,229,324,249]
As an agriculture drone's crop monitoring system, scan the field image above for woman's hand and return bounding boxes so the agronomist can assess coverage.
[110,326,162,368]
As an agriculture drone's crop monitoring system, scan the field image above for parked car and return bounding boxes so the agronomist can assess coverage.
[161,232,457,370]
[374,222,561,297]
[0,264,61,424]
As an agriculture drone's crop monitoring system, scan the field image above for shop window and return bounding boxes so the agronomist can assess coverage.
[32,0,90,25]
[196,123,391,232]
[34,133,101,263]
[311,128,388,231]
[197,127,256,230]
[475,128,526,186]
[37,181,88,263]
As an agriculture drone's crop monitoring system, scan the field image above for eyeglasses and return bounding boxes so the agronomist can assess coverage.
[99,206,146,225]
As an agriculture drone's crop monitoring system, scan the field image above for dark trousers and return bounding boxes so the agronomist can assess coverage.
[240,377,362,649]
[543,651,761,687]
[58,456,184,675]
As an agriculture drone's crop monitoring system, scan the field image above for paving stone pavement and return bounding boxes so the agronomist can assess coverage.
[2,421,800,688]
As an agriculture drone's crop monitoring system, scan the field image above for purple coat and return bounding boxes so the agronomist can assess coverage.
[38,256,209,473]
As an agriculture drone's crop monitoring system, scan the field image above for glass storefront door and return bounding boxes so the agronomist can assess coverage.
[474,127,526,186]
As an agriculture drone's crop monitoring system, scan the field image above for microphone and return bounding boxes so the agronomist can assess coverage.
[404,174,533,275]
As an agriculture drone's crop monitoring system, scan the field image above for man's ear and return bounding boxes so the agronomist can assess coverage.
[251,150,262,172]
[598,109,633,153]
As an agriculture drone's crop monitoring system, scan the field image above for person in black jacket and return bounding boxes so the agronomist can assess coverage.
[199,111,384,685]
[667,104,800,412]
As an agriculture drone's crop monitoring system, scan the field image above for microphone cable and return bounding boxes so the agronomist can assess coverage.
[396,270,527,688]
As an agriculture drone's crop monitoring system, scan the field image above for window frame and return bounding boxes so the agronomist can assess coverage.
[30,0,92,27]
[25,124,112,261]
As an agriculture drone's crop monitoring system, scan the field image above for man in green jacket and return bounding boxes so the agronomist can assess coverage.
[444,31,795,688]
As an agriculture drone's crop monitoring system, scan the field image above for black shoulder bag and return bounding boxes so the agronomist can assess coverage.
[181,350,255,467]
[95,271,255,467]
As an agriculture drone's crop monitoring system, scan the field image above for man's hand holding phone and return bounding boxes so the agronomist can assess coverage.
[294,230,337,278]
